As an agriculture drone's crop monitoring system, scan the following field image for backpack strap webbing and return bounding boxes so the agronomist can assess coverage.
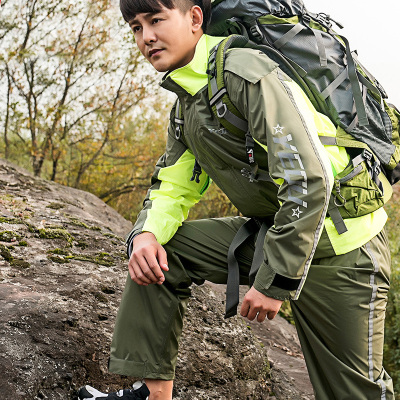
[335,33,369,127]
[327,194,348,235]
[225,218,270,318]
[208,35,250,137]
[174,99,184,140]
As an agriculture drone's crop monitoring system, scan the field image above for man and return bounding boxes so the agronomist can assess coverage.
[79,0,393,399]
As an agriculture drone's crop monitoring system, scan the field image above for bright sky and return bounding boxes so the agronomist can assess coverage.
[304,0,400,106]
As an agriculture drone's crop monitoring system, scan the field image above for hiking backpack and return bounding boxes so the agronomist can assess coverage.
[175,0,400,235]
[206,0,400,186]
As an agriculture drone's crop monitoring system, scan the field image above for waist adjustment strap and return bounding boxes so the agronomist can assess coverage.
[225,218,270,318]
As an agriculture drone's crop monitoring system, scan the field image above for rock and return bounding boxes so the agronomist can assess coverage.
[0,159,313,399]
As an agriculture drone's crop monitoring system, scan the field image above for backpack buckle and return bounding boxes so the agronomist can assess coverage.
[362,149,373,162]
[250,24,264,43]
[374,162,381,177]
[241,168,258,183]
[216,102,228,118]
[175,126,181,140]
[315,13,333,29]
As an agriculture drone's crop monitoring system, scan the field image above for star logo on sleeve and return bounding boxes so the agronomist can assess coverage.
[273,124,284,135]
[292,207,303,219]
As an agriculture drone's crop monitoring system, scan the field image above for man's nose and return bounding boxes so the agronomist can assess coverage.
[143,26,156,45]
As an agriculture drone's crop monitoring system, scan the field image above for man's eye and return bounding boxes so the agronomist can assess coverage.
[132,26,141,33]
[152,18,161,24]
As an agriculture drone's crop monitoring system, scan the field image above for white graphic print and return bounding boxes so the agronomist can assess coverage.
[273,124,284,135]
[273,124,308,215]
[292,207,303,219]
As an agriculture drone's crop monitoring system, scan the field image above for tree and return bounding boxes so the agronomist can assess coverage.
[0,0,160,185]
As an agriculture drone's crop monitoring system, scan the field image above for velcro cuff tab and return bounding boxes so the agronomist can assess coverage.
[271,274,301,291]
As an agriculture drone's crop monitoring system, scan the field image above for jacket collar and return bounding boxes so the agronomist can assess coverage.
[160,34,224,96]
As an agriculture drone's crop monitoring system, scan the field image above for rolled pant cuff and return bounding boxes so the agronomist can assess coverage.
[108,357,175,381]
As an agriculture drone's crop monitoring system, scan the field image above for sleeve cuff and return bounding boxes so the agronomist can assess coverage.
[125,230,143,258]
[253,261,297,301]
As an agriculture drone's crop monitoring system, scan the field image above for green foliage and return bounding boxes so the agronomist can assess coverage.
[383,188,400,398]
[0,0,159,185]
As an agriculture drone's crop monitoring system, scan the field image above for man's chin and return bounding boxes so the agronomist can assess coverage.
[151,63,168,73]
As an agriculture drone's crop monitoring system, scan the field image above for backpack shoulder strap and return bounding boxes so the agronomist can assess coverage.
[207,35,250,137]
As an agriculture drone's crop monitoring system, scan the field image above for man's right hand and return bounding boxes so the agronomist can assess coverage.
[128,232,169,286]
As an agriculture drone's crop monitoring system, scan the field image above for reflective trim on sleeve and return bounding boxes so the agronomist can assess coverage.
[279,75,334,300]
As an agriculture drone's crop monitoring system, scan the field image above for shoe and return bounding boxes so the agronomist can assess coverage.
[78,381,150,399]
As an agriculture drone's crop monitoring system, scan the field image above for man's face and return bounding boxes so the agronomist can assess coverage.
[129,6,200,72]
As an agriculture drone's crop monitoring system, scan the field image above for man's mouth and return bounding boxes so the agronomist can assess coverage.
[149,49,163,57]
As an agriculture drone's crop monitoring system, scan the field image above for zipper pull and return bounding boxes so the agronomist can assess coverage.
[190,160,202,183]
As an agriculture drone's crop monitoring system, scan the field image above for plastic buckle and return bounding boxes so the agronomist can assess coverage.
[206,67,216,77]
[216,102,227,118]
[250,24,264,42]
[316,13,333,29]
[175,126,181,140]
[241,168,257,183]
[362,149,373,161]
[374,162,381,176]
[302,13,311,24]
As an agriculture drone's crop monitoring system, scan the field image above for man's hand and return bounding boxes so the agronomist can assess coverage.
[129,232,169,286]
[240,286,283,322]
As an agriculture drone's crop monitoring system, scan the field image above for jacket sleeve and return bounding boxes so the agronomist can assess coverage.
[224,49,334,300]
[126,103,210,249]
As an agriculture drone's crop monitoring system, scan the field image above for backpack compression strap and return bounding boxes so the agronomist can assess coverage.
[208,35,250,137]
[208,35,265,183]
[225,218,271,318]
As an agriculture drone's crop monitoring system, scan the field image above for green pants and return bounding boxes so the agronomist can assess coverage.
[109,217,393,399]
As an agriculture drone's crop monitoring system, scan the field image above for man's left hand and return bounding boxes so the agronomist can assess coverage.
[240,286,283,322]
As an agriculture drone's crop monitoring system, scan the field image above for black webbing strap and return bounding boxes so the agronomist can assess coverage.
[225,218,260,318]
[249,221,269,287]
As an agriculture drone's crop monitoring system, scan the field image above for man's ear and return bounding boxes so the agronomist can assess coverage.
[190,5,203,33]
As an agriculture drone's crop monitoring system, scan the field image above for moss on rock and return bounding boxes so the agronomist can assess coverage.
[39,228,73,244]
[0,231,22,242]
[48,255,70,264]
[0,217,25,224]
[48,248,70,256]
[47,203,65,210]
[10,258,30,269]
[0,244,13,262]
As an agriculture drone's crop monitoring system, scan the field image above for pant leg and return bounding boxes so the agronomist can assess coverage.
[291,229,393,400]
[109,217,255,380]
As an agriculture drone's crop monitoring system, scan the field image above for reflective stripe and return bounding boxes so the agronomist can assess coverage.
[378,379,387,400]
[365,242,380,383]
[276,71,333,300]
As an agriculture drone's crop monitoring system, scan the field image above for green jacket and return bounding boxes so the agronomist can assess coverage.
[127,34,387,300]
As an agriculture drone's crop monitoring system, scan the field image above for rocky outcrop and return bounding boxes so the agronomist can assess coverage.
[0,159,312,399]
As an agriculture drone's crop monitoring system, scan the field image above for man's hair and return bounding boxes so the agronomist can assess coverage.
[120,0,211,31]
